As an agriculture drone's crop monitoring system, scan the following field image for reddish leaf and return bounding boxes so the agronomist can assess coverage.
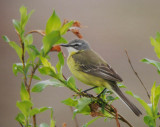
[50,45,61,52]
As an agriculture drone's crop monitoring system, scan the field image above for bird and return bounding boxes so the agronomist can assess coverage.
[60,39,142,116]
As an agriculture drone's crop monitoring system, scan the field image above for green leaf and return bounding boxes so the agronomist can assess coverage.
[141,58,160,74]
[60,21,74,35]
[12,63,23,76]
[28,75,41,80]
[40,123,49,127]
[30,107,51,116]
[56,37,68,44]
[40,56,56,73]
[154,85,160,111]
[32,78,65,92]
[83,117,101,127]
[20,6,34,30]
[42,31,61,54]
[50,108,55,127]
[76,97,91,113]
[24,34,33,45]
[16,100,33,117]
[12,19,21,33]
[46,10,61,34]
[27,45,40,56]
[93,87,105,94]
[73,97,91,118]
[106,96,117,101]
[56,52,64,75]
[61,98,78,107]
[7,41,22,60]
[144,116,155,127]
[150,32,160,59]
[126,91,152,116]
[15,113,25,125]
[117,83,127,88]
[67,77,79,92]
[38,67,56,77]
[20,82,30,101]
[2,35,10,42]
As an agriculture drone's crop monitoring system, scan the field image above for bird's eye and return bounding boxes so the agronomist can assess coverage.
[74,44,79,47]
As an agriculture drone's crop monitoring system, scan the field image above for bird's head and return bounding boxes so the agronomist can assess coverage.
[60,39,90,54]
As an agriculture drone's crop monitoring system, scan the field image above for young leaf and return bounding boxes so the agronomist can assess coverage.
[42,31,61,54]
[67,77,79,92]
[50,108,55,127]
[60,21,74,35]
[83,117,101,127]
[141,58,160,74]
[40,56,56,73]
[40,123,49,127]
[2,35,10,42]
[20,6,34,30]
[30,107,51,116]
[56,52,64,74]
[28,75,41,80]
[46,10,61,34]
[4,40,22,60]
[38,67,56,77]
[20,82,30,101]
[150,32,160,59]
[144,116,155,127]
[73,97,91,118]
[15,113,25,125]
[12,19,21,33]
[56,37,68,44]
[32,78,65,92]
[126,91,152,116]
[16,100,33,117]
[24,34,33,45]
[27,45,40,56]
[12,63,23,76]
[76,97,92,113]
[61,98,78,107]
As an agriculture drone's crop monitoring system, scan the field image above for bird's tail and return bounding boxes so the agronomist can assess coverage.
[110,83,142,116]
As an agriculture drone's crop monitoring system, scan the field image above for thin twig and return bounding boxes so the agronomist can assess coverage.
[111,105,120,127]
[118,114,133,127]
[16,30,28,87]
[28,64,39,94]
[125,50,150,99]
[33,115,36,127]
[70,107,79,127]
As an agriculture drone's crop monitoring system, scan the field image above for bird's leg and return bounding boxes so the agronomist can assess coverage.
[82,86,98,93]
[97,88,106,98]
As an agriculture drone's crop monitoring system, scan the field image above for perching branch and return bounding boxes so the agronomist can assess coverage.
[125,50,150,99]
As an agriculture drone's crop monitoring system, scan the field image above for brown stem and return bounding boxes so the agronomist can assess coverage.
[125,50,150,99]
[33,115,36,127]
[118,114,133,127]
[16,30,28,87]
[27,64,39,94]
[111,105,120,127]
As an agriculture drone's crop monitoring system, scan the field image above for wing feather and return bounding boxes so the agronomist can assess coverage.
[72,50,123,82]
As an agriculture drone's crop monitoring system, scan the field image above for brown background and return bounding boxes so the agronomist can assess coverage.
[1,0,160,127]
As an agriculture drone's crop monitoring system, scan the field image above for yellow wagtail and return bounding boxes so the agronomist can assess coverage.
[61,39,142,116]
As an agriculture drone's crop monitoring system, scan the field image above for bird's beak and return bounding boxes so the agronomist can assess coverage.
[60,44,70,47]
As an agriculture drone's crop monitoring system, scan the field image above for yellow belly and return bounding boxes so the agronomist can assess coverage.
[67,55,111,89]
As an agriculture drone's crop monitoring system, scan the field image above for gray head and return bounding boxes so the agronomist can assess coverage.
[61,39,90,53]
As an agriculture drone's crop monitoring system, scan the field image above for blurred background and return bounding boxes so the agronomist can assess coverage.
[1,0,160,126]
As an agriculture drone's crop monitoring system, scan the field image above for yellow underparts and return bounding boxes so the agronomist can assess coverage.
[67,54,112,90]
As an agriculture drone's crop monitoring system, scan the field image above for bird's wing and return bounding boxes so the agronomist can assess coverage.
[72,50,123,82]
